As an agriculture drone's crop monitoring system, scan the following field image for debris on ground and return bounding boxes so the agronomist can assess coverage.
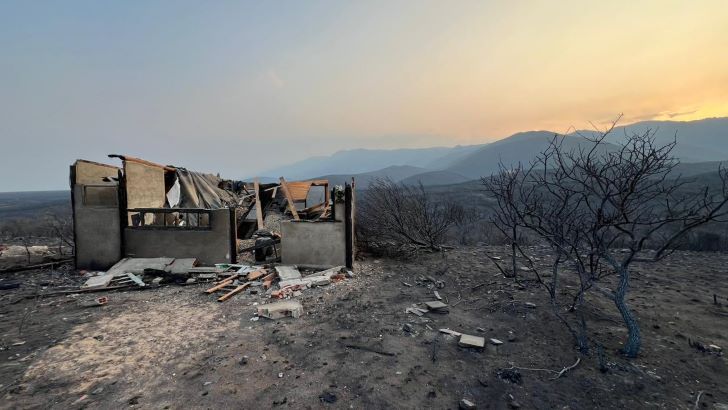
[459,398,477,409]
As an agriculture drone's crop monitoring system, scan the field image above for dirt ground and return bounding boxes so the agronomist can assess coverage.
[1,246,727,409]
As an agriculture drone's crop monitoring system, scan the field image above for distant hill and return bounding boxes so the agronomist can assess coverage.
[579,117,728,162]
[444,131,620,179]
[260,117,728,182]
[399,170,471,186]
[317,165,430,187]
[0,190,70,220]
[258,144,486,180]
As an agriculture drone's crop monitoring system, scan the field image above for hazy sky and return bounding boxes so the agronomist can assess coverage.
[1,1,727,191]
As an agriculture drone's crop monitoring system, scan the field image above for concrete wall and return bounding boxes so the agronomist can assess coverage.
[74,160,120,185]
[72,160,123,270]
[73,184,122,270]
[123,208,233,266]
[280,221,346,267]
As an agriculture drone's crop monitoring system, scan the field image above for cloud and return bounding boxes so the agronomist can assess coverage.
[666,109,698,118]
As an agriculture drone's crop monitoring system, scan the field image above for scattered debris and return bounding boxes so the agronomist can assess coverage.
[78,296,108,308]
[343,343,396,357]
[319,391,337,404]
[439,328,462,337]
[490,338,504,345]
[406,307,427,316]
[496,368,523,384]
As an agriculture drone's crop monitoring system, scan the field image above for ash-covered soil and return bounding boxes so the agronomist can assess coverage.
[1,247,727,409]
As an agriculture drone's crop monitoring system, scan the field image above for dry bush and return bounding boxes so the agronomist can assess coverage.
[486,119,728,358]
[357,179,463,256]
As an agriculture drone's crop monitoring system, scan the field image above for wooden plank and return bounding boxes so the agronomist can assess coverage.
[126,272,146,287]
[254,177,264,229]
[278,177,300,220]
[247,269,266,281]
[217,283,250,302]
[205,274,240,293]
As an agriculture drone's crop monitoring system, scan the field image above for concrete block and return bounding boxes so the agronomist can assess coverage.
[276,266,302,281]
[82,273,114,289]
[459,334,485,348]
[257,300,303,319]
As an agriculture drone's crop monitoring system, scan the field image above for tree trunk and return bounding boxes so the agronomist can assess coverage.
[614,266,641,357]
[511,225,517,281]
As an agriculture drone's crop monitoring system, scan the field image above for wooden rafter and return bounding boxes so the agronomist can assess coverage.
[254,177,264,229]
[279,177,300,220]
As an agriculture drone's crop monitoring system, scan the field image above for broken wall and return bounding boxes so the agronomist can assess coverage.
[123,208,235,265]
[71,160,122,270]
[280,221,346,267]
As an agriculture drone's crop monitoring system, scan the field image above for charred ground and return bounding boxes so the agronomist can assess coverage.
[1,246,726,409]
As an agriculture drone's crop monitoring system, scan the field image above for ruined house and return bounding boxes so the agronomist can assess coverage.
[70,155,355,270]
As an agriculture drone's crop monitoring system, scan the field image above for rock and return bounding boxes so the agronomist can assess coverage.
[278,373,283,378]
[91,387,104,395]
[708,344,722,353]
[319,391,337,403]
[490,338,504,345]
[459,398,477,409]
[507,332,517,342]
[524,302,536,308]
[403,323,414,333]
[239,356,249,365]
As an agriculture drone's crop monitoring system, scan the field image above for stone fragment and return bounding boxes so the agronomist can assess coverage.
[460,398,477,409]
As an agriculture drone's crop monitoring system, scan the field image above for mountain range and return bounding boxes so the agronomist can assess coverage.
[257,117,728,187]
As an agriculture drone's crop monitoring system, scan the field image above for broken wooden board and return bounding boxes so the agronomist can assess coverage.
[278,177,300,220]
[125,272,146,287]
[217,283,250,302]
[205,274,240,294]
[254,178,264,229]
[247,269,267,281]
[188,267,225,274]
